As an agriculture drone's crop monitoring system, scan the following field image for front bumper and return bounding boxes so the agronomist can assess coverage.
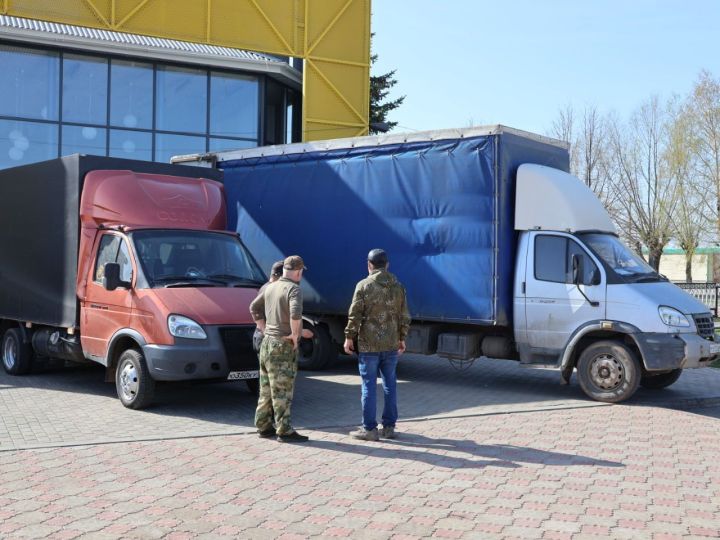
[634,332,719,371]
[142,325,258,381]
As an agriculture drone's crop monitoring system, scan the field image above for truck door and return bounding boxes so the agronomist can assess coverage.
[81,233,135,360]
[522,232,605,364]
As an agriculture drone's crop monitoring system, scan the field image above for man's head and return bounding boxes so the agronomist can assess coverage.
[269,260,284,282]
[283,255,306,281]
[367,248,388,272]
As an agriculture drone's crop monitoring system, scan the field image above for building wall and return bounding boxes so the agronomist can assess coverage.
[0,1,372,141]
[659,253,710,282]
[0,40,299,169]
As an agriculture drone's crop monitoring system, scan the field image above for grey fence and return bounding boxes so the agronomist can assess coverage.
[675,282,719,316]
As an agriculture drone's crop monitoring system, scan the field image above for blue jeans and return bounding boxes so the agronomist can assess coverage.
[358,350,398,431]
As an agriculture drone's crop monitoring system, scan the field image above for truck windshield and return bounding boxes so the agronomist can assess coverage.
[578,233,662,282]
[130,230,265,288]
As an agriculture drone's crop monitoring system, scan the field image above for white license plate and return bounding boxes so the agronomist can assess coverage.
[710,343,720,355]
[227,370,259,380]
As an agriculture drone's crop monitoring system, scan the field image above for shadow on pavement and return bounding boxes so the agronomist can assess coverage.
[307,431,623,470]
[2,353,719,431]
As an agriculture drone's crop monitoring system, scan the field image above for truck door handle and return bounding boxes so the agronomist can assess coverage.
[522,282,526,294]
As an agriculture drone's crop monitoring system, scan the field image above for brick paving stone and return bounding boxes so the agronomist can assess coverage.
[2,362,720,538]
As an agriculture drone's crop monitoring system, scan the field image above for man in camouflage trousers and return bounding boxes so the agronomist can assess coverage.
[344,249,411,441]
[250,255,309,443]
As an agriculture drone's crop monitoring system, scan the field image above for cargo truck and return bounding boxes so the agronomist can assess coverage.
[176,126,720,403]
[0,155,266,409]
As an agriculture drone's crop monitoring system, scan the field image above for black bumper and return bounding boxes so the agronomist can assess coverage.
[142,325,258,381]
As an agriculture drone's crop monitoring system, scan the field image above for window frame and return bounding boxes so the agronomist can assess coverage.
[93,233,122,284]
[533,234,600,286]
[93,232,134,285]
[0,38,300,169]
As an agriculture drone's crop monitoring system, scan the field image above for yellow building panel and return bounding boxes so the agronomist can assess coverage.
[2,0,371,141]
[5,0,108,26]
[305,0,367,62]
[303,0,370,139]
[115,0,209,43]
[209,0,299,56]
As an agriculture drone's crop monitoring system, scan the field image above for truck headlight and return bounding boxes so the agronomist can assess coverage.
[658,306,690,328]
[168,315,207,339]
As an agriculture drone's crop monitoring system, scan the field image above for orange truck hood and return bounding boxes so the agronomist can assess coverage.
[149,287,259,326]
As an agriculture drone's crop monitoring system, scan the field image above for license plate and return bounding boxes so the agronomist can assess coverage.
[227,370,259,380]
[710,343,720,355]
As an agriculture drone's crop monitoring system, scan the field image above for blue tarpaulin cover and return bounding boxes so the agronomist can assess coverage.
[222,132,568,327]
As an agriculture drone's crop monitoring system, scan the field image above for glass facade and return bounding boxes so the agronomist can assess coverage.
[0,41,301,170]
[156,65,207,134]
[63,53,108,125]
[0,44,59,121]
[110,60,153,129]
[0,119,58,170]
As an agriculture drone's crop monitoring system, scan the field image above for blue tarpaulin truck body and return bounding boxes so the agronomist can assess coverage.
[217,127,569,328]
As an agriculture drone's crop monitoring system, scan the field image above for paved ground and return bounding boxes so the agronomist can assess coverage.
[1,356,720,538]
[2,354,720,451]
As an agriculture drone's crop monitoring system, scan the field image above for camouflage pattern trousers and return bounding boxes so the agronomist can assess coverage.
[255,336,298,436]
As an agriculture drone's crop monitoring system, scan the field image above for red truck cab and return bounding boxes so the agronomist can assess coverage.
[0,156,264,409]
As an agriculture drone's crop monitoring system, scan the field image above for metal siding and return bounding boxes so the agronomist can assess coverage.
[1,1,371,141]
[0,14,282,61]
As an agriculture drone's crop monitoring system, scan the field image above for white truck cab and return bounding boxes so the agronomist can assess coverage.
[514,164,719,402]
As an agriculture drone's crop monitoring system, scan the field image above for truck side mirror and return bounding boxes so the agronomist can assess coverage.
[103,263,129,291]
[571,254,582,285]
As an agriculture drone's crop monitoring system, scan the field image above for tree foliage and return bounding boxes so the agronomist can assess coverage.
[548,71,720,277]
[369,35,405,134]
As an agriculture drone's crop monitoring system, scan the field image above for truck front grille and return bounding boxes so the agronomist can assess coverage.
[219,326,258,370]
[692,314,715,341]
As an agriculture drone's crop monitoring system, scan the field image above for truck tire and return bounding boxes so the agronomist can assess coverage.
[2,328,33,375]
[115,349,155,409]
[576,340,641,403]
[640,369,682,389]
[297,323,335,370]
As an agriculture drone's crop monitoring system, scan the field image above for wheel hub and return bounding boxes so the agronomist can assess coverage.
[119,361,139,401]
[2,336,17,370]
[590,354,623,390]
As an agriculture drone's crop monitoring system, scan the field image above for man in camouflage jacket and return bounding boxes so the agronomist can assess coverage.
[250,255,310,443]
[344,249,411,441]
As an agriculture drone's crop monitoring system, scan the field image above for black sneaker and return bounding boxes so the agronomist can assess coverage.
[277,431,309,443]
[258,427,277,438]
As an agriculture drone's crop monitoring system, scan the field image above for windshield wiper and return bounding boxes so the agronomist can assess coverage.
[153,275,221,288]
[154,275,202,282]
[630,272,665,283]
[207,274,265,286]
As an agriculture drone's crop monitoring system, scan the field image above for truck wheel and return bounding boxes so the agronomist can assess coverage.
[297,323,335,370]
[576,340,641,403]
[2,328,33,375]
[640,369,682,389]
[115,349,155,409]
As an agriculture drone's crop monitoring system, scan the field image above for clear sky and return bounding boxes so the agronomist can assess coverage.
[371,0,720,135]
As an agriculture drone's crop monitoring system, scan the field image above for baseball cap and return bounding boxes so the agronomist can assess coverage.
[283,255,307,271]
[270,260,284,277]
[368,248,388,267]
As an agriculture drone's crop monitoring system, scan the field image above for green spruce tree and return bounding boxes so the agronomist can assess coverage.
[369,35,405,133]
